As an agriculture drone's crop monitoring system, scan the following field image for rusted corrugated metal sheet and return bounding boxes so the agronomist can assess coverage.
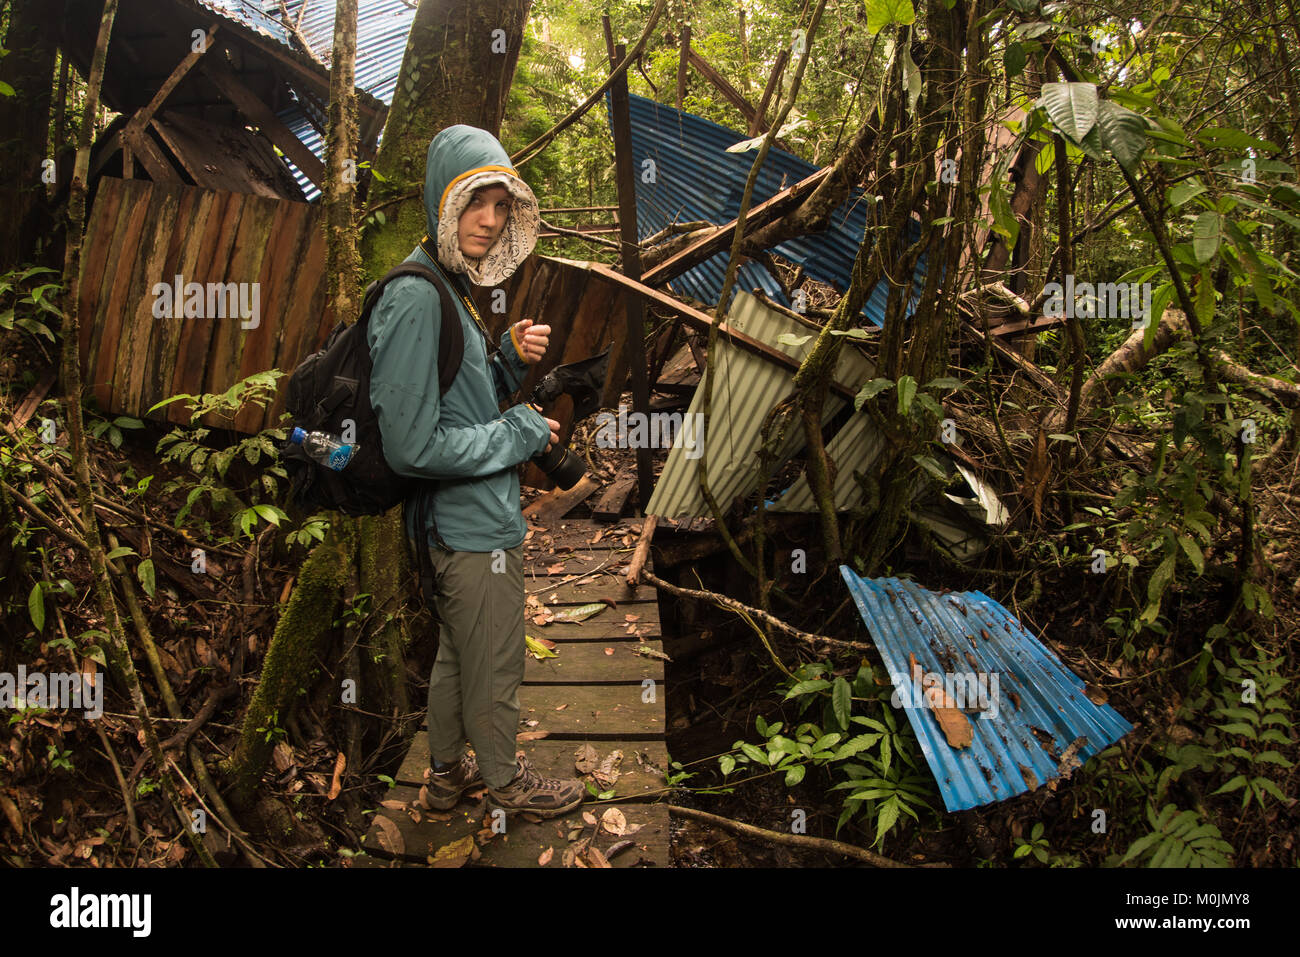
[840,568,1133,812]
[77,177,332,434]
[645,290,872,518]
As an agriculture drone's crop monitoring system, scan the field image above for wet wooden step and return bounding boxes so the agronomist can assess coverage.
[524,639,665,683]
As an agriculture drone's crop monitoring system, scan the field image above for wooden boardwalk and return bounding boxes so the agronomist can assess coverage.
[355,519,670,868]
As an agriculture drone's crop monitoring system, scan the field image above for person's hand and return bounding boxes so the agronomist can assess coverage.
[515,318,550,364]
[543,417,561,454]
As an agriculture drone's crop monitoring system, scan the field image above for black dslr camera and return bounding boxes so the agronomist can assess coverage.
[528,349,610,490]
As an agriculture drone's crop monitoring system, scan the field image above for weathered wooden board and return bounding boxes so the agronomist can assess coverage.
[524,639,665,684]
[396,737,670,798]
[526,574,657,606]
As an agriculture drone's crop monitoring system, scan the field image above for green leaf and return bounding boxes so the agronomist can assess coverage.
[552,602,606,623]
[739,742,768,765]
[1147,552,1176,605]
[719,754,735,776]
[1004,42,1027,79]
[524,634,558,659]
[785,764,806,786]
[105,546,137,561]
[1169,179,1207,208]
[28,582,45,633]
[1193,210,1222,264]
[777,332,813,347]
[1178,535,1204,575]
[1096,100,1147,169]
[784,679,832,699]
[854,377,894,411]
[832,677,852,730]
[137,559,156,598]
[1038,81,1099,142]
[874,796,901,845]
[864,0,915,34]
[0,81,15,97]
[896,375,917,415]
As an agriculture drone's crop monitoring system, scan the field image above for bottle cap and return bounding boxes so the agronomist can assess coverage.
[290,427,306,444]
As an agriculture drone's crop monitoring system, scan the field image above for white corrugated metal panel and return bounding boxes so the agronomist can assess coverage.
[769,406,884,512]
[645,291,873,518]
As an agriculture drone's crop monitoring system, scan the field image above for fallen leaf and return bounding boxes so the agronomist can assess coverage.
[526,634,559,659]
[555,703,568,711]
[380,800,406,810]
[271,741,294,773]
[532,614,554,627]
[517,730,550,741]
[595,750,623,790]
[603,647,615,656]
[606,839,635,860]
[562,847,576,867]
[430,835,475,868]
[624,614,641,622]
[547,563,566,574]
[553,602,606,623]
[521,812,544,824]
[591,530,604,544]
[600,807,627,836]
[574,743,599,775]
[635,645,672,662]
[327,751,346,801]
[599,597,618,608]
[538,846,554,866]
[567,827,584,842]
[582,845,612,868]
[582,811,598,826]
[374,815,404,856]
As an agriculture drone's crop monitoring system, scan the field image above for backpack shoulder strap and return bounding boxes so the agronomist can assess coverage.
[359,262,463,397]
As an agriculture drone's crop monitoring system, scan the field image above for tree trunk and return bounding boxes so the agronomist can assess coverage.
[0,0,58,271]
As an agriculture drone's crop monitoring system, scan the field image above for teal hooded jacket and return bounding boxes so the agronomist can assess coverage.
[366,127,551,552]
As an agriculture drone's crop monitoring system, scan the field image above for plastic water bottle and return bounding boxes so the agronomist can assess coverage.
[290,427,358,472]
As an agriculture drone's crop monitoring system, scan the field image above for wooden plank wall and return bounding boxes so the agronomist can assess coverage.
[78,177,332,433]
[79,177,628,441]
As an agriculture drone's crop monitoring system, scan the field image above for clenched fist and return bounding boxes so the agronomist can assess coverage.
[514,318,550,364]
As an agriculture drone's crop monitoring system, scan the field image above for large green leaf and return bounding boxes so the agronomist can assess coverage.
[1192,210,1222,264]
[1038,81,1099,142]
[864,0,915,34]
[1096,100,1147,169]
[1004,41,1027,79]
[28,583,45,633]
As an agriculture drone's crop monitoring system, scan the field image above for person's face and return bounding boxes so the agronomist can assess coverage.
[457,185,512,258]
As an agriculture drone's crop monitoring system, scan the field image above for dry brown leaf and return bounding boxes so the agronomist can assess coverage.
[547,563,566,574]
[582,845,612,868]
[271,741,294,773]
[600,807,627,836]
[538,846,554,866]
[591,529,604,544]
[0,793,23,835]
[374,814,404,856]
[562,847,576,867]
[555,703,568,711]
[430,834,474,867]
[582,811,598,826]
[603,647,615,656]
[574,743,599,775]
[327,751,346,801]
[624,614,641,622]
[517,730,550,741]
[380,800,406,810]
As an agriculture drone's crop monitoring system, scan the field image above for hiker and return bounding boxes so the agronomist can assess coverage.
[365,125,586,819]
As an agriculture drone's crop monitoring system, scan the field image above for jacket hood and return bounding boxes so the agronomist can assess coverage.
[423,125,539,286]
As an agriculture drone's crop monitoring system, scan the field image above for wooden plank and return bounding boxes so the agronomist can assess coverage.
[522,474,601,524]
[359,790,669,868]
[396,737,670,798]
[232,199,309,433]
[166,191,239,425]
[147,187,210,417]
[524,554,632,585]
[126,23,219,135]
[111,186,176,417]
[687,46,759,128]
[513,683,664,738]
[639,167,827,288]
[528,617,661,642]
[523,573,656,606]
[592,474,637,522]
[262,218,330,431]
[122,124,183,185]
[78,177,125,383]
[523,639,664,684]
[200,60,326,188]
[89,180,152,410]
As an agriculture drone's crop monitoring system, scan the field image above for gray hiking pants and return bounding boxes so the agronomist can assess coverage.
[425,544,525,789]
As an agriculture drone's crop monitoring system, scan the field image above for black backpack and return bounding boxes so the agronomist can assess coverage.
[278,262,465,516]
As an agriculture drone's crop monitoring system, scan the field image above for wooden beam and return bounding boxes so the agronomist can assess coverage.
[753,49,788,135]
[676,24,690,110]
[607,34,655,512]
[199,58,326,188]
[640,167,829,287]
[686,46,759,129]
[126,23,220,136]
[588,262,859,402]
[121,124,182,183]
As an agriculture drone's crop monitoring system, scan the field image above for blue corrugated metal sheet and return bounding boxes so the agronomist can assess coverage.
[620,94,928,320]
[839,568,1132,812]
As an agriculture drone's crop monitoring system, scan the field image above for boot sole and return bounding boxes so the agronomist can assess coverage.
[486,794,584,819]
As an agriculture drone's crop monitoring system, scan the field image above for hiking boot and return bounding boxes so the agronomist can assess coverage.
[422,752,484,810]
[487,756,585,819]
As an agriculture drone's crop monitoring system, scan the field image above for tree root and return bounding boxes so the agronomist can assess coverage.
[669,805,921,867]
